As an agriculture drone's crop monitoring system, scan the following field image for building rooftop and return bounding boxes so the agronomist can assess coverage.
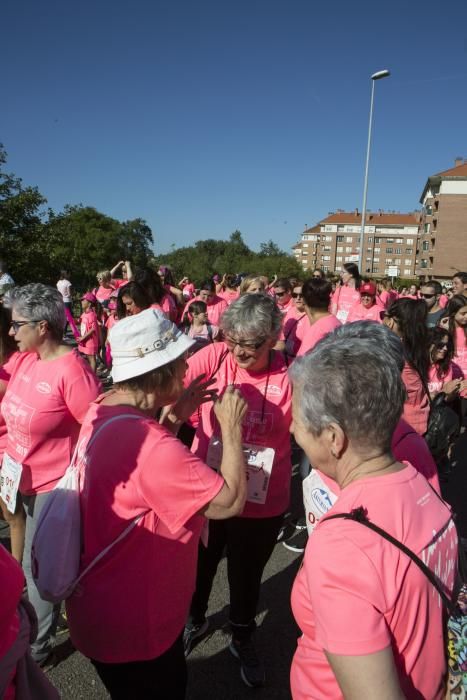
[303,211,419,232]
[420,158,467,202]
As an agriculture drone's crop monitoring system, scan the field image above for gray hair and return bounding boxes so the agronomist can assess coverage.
[10,284,65,342]
[289,321,406,451]
[221,293,283,341]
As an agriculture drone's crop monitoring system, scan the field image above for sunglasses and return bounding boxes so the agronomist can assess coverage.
[291,292,303,299]
[435,341,449,349]
[421,293,435,299]
[275,291,287,297]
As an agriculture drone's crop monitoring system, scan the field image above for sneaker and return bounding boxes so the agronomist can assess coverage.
[229,637,265,688]
[282,529,308,553]
[183,619,209,657]
[291,517,307,531]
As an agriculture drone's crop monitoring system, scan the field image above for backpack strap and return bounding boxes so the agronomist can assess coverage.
[321,506,453,609]
[207,323,214,343]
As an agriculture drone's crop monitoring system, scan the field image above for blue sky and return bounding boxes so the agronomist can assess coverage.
[2,0,466,255]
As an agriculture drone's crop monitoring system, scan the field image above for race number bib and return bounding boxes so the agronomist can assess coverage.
[1,453,23,514]
[302,469,337,535]
[206,437,275,505]
[336,309,348,323]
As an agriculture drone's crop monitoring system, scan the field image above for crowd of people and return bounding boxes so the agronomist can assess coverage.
[0,260,466,699]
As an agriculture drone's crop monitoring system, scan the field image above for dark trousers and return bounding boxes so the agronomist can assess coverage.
[90,632,186,700]
[189,514,283,640]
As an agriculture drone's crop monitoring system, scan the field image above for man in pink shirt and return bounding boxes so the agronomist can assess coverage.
[297,278,341,357]
[347,281,382,324]
[182,280,228,327]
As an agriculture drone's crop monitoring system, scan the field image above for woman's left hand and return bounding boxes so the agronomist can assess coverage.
[172,375,218,422]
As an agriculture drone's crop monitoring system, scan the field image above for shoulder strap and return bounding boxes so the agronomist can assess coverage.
[207,323,213,342]
[414,367,433,408]
[284,314,306,342]
[321,506,453,609]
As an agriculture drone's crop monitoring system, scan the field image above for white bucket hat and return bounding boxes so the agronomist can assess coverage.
[109,308,195,383]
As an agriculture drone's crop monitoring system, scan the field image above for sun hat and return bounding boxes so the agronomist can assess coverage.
[359,282,377,296]
[81,292,97,303]
[109,308,195,383]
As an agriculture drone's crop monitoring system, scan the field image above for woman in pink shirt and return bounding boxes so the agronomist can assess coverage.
[297,278,341,357]
[330,262,361,323]
[2,284,101,666]
[427,327,465,400]
[182,280,228,327]
[289,323,457,700]
[383,299,431,435]
[134,267,178,321]
[94,270,115,307]
[446,295,467,407]
[78,292,100,372]
[66,310,247,700]
[183,294,292,689]
[217,273,241,305]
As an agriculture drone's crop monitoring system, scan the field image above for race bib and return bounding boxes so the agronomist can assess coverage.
[206,436,275,505]
[1,453,23,514]
[336,309,348,323]
[302,469,337,535]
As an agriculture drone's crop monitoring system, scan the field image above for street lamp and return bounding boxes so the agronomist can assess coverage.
[357,69,390,275]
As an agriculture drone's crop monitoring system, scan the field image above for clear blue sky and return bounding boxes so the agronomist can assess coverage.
[2,0,467,255]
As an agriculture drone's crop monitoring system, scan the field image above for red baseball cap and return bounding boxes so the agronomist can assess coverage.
[359,282,377,296]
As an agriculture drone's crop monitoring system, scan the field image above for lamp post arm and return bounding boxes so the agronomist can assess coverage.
[358,79,376,274]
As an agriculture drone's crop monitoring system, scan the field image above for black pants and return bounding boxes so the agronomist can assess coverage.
[90,632,186,700]
[189,514,284,641]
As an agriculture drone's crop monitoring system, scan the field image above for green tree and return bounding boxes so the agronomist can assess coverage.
[0,144,48,283]
[259,239,285,257]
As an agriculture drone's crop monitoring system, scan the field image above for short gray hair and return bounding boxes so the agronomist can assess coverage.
[221,293,283,341]
[10,284,65,342]
[289,321,406,451]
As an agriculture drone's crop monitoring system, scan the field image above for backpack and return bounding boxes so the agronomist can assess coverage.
[31,414,148,604]
[416,370,460,461]
[322,506,467,699]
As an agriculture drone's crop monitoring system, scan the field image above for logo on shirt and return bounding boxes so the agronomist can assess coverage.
[35,382,52,395]
[311,488,333,514]
[265,384,281,396]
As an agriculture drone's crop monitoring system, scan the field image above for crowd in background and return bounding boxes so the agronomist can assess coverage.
[0,257,466,699]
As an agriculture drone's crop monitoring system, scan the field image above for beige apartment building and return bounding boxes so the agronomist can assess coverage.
[293,211,420,278]
[417,158,467,280]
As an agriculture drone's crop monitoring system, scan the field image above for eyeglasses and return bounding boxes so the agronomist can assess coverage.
[435,341,449,349]
[225,336,268,352]
[312,274,322,279]
[421,293,435,299]
[291,292,303,299]
[274,291,287,298]
[10,320,39,332]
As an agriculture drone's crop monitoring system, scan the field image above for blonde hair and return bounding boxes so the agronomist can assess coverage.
[97,270,111,284]
[239,275,266,295]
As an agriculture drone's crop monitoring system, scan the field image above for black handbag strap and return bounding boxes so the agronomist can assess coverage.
[321,506,453,609]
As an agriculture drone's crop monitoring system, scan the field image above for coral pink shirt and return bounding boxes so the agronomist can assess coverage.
[427,363,455,395]
[95,285,115,303]
[291,465,456,700]
[218,289,240,306]
[401,362,430,435]
[105,314,118,332]
[347,301,382,324]
[297,315,341,357]
[183,296,228,327]
[185,343,292,518]
[78,310,99,355]
[182,282,195,299]
[379,289,398,308]
[1,351,101,495]
[454,327,467,396]
[66,402,223,663]
[331,285,360,323]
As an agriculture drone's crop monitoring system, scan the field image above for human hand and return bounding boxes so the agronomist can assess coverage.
[214,385,247,431]
[172,375,218,422]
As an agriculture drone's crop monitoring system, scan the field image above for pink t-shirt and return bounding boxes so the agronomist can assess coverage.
[111,278,128,289]
[183,296,228,327]
[282,310,308,358]
[185,343,293,518]
[427,363,455,395]
[291,465,456,700]
[276,297,294,315]
[218,289,240,306]
[78,310,99,355]
[1,351,101,495]
[347,301,382,324]
[379,289,398,308]
[66,402,224,663]
[95,285,115,303]
[454,327,467,396]
[331,285,361,323]
[439,294,449,309]
[105,314,118,332]
[401,362,430,435]
[0,545,24,700]
[0,353,21,462]
[182,282,195,299]
[297,315,342,357]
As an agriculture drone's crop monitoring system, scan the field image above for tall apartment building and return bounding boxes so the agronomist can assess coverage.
[293,211,420,278]
[417,158,467,279]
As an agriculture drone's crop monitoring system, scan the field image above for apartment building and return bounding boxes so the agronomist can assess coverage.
[417,158,467,279]
[293,210,420,278]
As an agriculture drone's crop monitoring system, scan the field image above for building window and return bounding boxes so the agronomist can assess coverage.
[433,219,437,230]
[346,246,352,252]
[404,259,412,265]
[374,247,380,253]
[374,237,380,244]
[346,237,353,243]
[406,248,413,254]
[322,255,331,261]
[367,237,373,243]
[325,236,333,241]
[373,257,380,263]
[396,238,403,244]
[336,235,344,242]
[420,260,428,268]
[425,204,432,215]
[323,246,331,251]
[372,266,380,273]
[337,225,344,232]
[386,248,393,254]
[424,223,430,234]
[336,256,343,262]
[406,239,413,245]
[422,241,429,251]
[322,266,329,272]
[386,238,394,244]
[395,248,402,254]
[395,259,401,265]
[302,243,309,247]
[404,268,412,275]
[336,246,343,253]
[434,200,439,212]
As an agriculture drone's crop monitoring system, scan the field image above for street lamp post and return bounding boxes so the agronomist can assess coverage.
[357,69,390,275]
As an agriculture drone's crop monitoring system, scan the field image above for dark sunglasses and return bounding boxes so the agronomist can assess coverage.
[421,293,436,299]
[435,341,449,349]
[275,291,287,297]
[291,292,303,299]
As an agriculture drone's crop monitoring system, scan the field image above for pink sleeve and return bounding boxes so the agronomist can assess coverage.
[308,527,390,655]
[60,357,102,423]
[185,343,221,386]
[136,429,224,533]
